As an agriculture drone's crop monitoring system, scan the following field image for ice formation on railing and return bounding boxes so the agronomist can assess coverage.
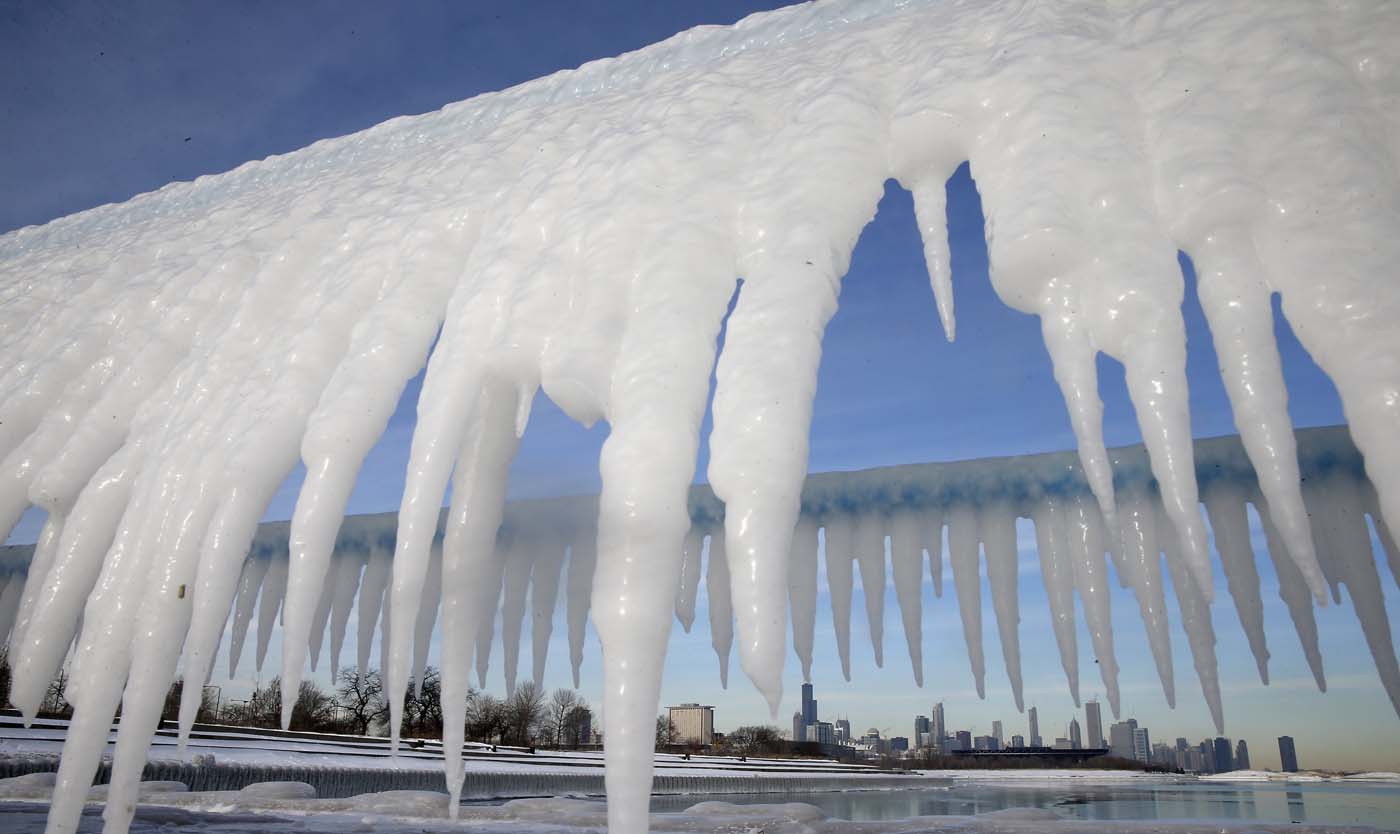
[2,0,1399,831]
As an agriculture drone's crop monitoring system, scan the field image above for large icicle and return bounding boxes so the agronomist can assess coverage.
[946,504,985,698]
[1031,496,1080,705]
[705,533,734,688]
[822,517,856,682]
[788,517,820,682]
[1116,488,1174,705]
[1202,482,1271,684]
[888,510,925,685]
[1159,498,1224,734]
[1066,495,1119,717]
[1255,497,1326,692]
[979,503,1023,711]
[852,512,887,668]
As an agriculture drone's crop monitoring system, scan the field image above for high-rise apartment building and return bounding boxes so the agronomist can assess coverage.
[667,703,715,746]
[1085,700,1104,749]
[1214,737,1234,772]
[1028,706,1041,747]
[992,720,1004,745]
[1199,740,1216,773]
[1235,739,1250,770]
[1132,727,1151,763]
[932,702,946,746]
[1069,717,1082,749]
[1109,719,1138,759]
[792,712,806,743]
[914,715,930,747]
[1279,736,1299,773]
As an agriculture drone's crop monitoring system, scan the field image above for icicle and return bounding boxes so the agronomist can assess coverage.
[705,533,733,688]
[0,573,20,648]
[411,543,442,699]
[1255,497,1326,691]
[1116,489,1174,706]
[1031,495,1079,705]
[1066,494,1119,717]
[888,510,924,685]
[475,544,507,689]
[1306,474,1400,717]
[530,536,565,690]
[254,555,288,676]
[327,548,367,681]
[1362,483,1400,591]
[787,517,819,683]
[979,501,1022,711]
[499,533,536,697]
[675,526,704,632]
[226,556,269,679]
[306,567,335,673]
[908,174,957,340]
[439,379,523,814]
[1159,497,1224,734]
[852,512,886,668]
[822,517,855,681]
[566,530,597,689]
[7,513,67,717]
[946,504,984,698]
[355,545,391,677]
[1202,482,1271,684]
[923,512,944,598]
[1191,234,1327,603]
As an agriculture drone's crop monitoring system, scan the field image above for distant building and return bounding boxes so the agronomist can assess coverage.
[792,712,806,743]
[1109,720,1138,759]
[1011,734,1025,748]
[1153,743,1174,768]
[1279,736,1299,773]
[1235,739,1250,771]
[956,730,972,751]
[667,704,715,746]
[1085,700,1104,750]
[1214,737,1234,772]
[801,683,818,727]
[1199,740,1216,774]
[1028,706,1041,748]
[932,703,946,751]
[891,736,909,752]
[1069,717,1082,749]
[813,721,834,746]
[914,715,931,746]
[835,718,852,744]
[992,720,1004,746]
[1132,727,1151,763]
[974,735,995,751]
[1185,748,1203,772]
[1053,737,1073,750]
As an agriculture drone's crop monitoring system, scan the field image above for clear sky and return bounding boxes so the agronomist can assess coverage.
[4,1,1398,772]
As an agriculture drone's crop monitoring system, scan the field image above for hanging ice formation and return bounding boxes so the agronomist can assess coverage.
[1,0,1398,831]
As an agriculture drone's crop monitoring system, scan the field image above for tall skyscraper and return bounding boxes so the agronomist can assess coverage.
[1279,736,1299,773]
[1199,739,1217,774]
[956,730,972,751]
[835,718,851,745]
[1069,717,1082,749]
[914,715,931,747]
[932,702,946,746]
[1109,719,1138,758]
[1028,706,1041,747]
[801,682,818,727]
[1214,737,1234,772]
[1132,727,1151,763]
[793,711,806,743]
[992,720,1004,745]
[1085,700,1104,749]
[1235,739,1251,770]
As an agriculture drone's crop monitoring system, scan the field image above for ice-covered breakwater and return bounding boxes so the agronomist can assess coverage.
[2,425,1395,740]
[3,0,1400,831]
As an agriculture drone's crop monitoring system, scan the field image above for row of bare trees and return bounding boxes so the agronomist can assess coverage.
[0,649,593,748]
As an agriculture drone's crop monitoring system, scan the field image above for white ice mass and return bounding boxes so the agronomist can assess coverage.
[2,0,1400,832]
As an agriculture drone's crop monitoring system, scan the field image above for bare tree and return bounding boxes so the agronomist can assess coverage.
[464,689,505,744]
[0,647,12,709]
[502,681,546,747]
[334,668,387,735]
[655,714,676,750]
[546,688,578,748]
[40,667,72,718]
[724,725,782,756]
[399,667,443,739]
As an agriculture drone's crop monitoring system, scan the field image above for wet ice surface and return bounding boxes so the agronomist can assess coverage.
[3,783,1400,834]
[649,781,1400,829]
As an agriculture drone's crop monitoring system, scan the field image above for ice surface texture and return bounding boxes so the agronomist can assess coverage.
[2,0,1400,832]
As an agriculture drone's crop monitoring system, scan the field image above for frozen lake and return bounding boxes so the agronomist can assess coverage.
[646,781,1400,829]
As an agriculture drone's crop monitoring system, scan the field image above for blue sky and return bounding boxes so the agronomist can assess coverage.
[4,1,1398,771]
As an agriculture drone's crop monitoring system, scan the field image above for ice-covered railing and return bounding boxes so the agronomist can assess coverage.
[2,0,1400,831]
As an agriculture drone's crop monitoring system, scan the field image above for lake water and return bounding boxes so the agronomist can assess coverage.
[648,780,1400,830]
